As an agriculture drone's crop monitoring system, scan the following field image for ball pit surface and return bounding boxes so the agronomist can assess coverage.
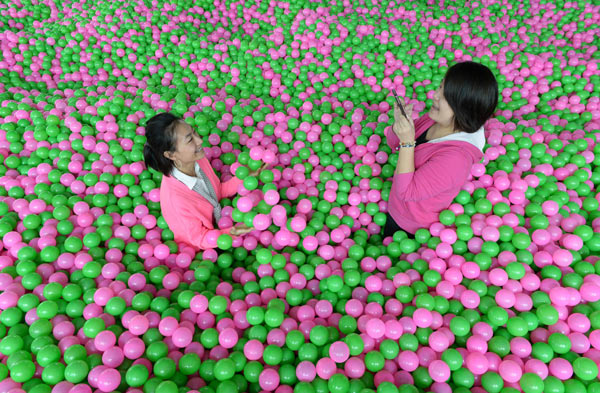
[0,1,600,393]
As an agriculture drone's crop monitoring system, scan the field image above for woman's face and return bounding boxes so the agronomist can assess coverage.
[164,121,205,166]
[429,82,455,128]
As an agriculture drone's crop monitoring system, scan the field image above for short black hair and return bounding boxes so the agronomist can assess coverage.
[143,112,181,176]
[443,61,499,133]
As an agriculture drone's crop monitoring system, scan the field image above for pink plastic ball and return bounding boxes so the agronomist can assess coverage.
[428,360,451,383]
[237,196,253,213]
[172,327,193,348]
[366,318,386,339]
[466,352,489,375]
[296,361,316,382]
[498,360,522,383]
[315,358,336,379]
[128,315,149,336]
[218,328,238,349]
[158,317,179,337]
[329,341,350,363]
[97,369,121,392]
[339,358,362,379]
[244,340,264,361]
[259,368,280,392]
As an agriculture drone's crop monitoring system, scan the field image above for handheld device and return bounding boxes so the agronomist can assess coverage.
[392,89,408,119]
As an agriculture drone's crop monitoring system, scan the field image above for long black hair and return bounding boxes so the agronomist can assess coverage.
[443,61,499,133]
[143,112,181,176]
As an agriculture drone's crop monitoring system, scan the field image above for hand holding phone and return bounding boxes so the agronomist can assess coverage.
[390,90,415,143]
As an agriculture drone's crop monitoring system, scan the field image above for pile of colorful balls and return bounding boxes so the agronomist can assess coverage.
[0,0,599,393]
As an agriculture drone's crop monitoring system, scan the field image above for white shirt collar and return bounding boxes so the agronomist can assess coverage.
[426,126,486,153]
[171,162,200,190]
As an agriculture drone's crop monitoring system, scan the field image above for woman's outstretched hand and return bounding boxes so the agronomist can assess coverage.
[392,98,416,144]
[249,162,268,177]
[230,222,253,236]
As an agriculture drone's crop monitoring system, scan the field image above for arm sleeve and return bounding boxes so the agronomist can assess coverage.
[178,210,233,250]
[384,126,400,151]
[220,176,243,199]
[391,149,472,202]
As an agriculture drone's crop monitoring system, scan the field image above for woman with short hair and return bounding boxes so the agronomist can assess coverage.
[384,61,499,238]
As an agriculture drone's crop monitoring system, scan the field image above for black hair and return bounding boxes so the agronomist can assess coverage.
[143,112,181,176]
[443,61,499,133]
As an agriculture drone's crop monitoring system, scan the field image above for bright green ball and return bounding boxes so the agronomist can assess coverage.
[64,360,88,383]
[156,380,178,393]
[548,333,571,354]
[214,358,235,381]
[364,351,385,372]
[506,317,528,337]
[63,345,87,364]
[378,381,399,393]
[246,307,265,325]
[263,345,283,365]
[154,358,176,379]
[475,199,492,214]
[438,210,455,225]
[0,335,24,356]
[481,372,504,393]
[511,232,531,250]
[208,296,228,315]
[520,373,543,393]
[36,345,61,367]
[23,214,42,229]
[41,362,65,385]
[452,368,474,388]
[126,364,149,387]
[83,317,105,338]
[536,304,559,325]
[328,374,350,393]
[344,333,364,356]
[449,316,470,336]
[309,325,329,346]
[441,348,463,371]
[380,339,400,360]
[217,234,233,249]
[10,360,36,383]
[573,356,599,381]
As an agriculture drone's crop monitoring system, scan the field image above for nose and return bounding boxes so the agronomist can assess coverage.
[194,134,202,146]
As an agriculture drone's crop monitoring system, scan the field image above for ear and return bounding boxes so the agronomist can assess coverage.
[163,150,173,161]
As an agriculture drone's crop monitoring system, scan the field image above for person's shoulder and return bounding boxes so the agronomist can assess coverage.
[160,175,192,202]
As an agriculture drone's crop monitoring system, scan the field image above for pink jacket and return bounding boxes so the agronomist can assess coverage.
[159,157,243,250]
[385,113,485,234]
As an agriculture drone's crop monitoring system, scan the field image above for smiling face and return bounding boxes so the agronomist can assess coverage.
[164,121,205,166]
[428,81,456,129]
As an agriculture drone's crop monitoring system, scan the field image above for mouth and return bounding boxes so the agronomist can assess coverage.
[196,149,205,156]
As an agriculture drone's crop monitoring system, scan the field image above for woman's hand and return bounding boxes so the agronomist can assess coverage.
[230,222,253,236]
[249,162,268,177]
[392,98,416,144]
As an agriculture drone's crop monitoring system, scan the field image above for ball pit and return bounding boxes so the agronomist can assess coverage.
[0,0,600,393]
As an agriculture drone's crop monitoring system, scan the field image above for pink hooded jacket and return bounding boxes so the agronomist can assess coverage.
[385,113,485,234]
[159,157,243,250]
